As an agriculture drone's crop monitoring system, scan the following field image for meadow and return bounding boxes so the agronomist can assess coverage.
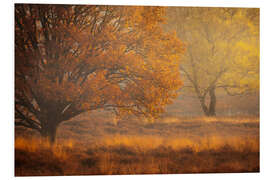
[15,112,259,176]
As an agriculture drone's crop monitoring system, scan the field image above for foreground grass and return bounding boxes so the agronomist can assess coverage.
[15,134,259,175]
[15,115,259,175]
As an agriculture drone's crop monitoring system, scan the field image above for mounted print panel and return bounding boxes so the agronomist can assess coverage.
[15,3,259,176]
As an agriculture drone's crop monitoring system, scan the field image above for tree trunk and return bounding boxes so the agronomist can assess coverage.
[208,87,216,116]
[199,87,217,117]
[199,97,210,116]
[40,119,60,145]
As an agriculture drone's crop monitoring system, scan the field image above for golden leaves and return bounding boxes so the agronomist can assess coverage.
[16,4,185,119]
[166,7,259,96]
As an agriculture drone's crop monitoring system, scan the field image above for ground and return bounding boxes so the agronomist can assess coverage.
[15,111,259,176]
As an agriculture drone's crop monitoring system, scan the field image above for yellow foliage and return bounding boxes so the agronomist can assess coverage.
[167,7,259,96]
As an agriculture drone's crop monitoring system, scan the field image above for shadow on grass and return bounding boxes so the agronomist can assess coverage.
[15,143,259,176]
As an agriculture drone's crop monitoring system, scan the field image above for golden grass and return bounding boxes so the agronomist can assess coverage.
[98,134,259,153]
[15,136,73,160]
[15,133,259,163]
[15,135,260,175]
[201,116,260,124]
[15,116,259,175]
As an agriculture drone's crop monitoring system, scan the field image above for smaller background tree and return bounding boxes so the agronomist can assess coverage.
[166,7,259,116]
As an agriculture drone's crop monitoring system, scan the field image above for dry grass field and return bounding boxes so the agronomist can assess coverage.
[15,112,259,176]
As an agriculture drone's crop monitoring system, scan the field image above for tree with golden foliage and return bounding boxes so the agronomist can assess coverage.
[167,7,259,116]
[15,4,184,143]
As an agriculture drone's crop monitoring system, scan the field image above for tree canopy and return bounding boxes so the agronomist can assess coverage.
[15,4,184,143]
[166,7,259,116]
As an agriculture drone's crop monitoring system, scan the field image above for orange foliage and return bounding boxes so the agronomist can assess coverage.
[15,4,184,142]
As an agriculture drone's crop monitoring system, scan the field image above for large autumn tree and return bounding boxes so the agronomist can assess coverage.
[166,7,259,116]
[15,4,184,143]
